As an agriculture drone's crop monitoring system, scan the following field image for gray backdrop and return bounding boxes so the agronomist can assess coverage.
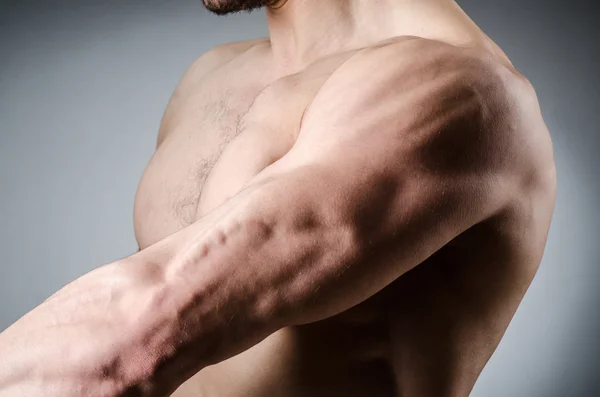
[0,1,598,396]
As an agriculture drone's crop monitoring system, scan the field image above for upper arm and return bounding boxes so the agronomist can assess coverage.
[239,40,547,314]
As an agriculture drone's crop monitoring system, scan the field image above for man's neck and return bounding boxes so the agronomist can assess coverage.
[265,0,484,75]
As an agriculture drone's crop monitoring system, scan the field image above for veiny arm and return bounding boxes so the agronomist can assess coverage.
[0,39,549,397]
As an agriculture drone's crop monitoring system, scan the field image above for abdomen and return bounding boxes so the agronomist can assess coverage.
[172,295,397,397]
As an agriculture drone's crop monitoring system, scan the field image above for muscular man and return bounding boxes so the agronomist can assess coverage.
[0,0,555,396]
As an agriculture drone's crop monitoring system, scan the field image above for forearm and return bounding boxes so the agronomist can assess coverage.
[0,165,395,397]
[0,172,338,396]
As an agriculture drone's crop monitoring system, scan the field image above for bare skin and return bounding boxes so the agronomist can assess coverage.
[0,1,555,397]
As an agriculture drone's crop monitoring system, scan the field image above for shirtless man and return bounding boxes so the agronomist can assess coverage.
[0,0,555,396]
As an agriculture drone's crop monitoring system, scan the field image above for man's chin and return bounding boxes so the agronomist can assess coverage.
[203,0,270,15]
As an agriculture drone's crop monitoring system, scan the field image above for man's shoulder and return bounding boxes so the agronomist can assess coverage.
[312,35,553,195]
[157,38,269,147]
[348,36,519,91]
[169,38,269,94]
[187,38,270,79]
[203,38,270,65]
[361,35,513,70]
[322,36,539,141]
[382,37,555,200]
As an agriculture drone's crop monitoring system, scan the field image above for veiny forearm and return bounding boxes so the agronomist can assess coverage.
[0,172,339,396]
[0,164,405,397]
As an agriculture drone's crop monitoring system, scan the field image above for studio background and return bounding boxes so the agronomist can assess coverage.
[0,1,598,396]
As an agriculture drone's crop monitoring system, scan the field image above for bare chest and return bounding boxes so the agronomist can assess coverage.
[133,53,353,249]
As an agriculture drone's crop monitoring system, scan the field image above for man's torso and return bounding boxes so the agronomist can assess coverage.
[133,36,552,397]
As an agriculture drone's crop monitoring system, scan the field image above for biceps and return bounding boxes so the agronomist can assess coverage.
[235,166,451,317]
